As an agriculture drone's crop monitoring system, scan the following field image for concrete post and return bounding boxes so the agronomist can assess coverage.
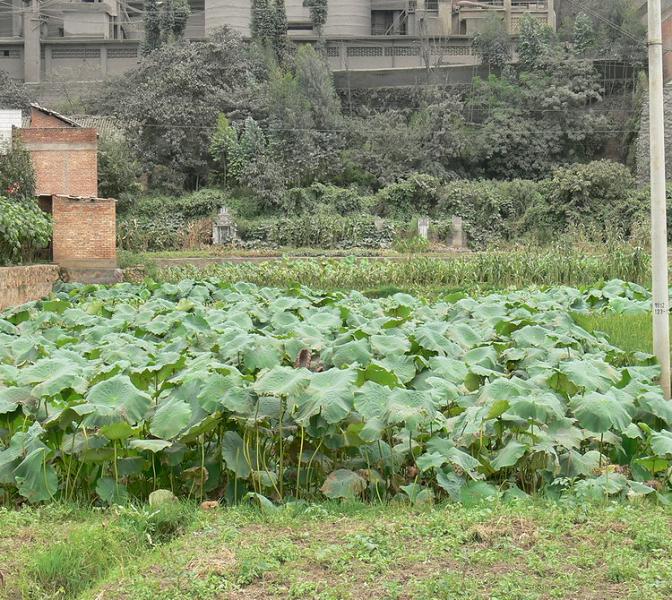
[648,0,671,398]
[23,0,41,83]
[503,0,512,34]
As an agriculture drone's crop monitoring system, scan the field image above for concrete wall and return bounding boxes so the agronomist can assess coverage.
[0,265,60,310]
[52,196,117,269]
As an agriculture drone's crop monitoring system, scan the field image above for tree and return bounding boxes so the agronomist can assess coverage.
[472,15,511,71]
[466,40,608,180]
[143,0,191,54]
[251,0,289,62]
[97,135,143,198]
[573,13,596,57]
[0,70,31,112]
[94,28,265,188]
[517,14,554,69]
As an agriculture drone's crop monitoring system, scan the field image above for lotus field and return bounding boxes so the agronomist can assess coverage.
[1,278,671,506]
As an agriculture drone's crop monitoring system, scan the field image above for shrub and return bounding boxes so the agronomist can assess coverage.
[283,183,370,215]
[0,141,36,200]
[0,197,52,265]
[372,174,442,218]
[520,161,640,239]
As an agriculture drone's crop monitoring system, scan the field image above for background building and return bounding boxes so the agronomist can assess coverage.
[0,0,557,87]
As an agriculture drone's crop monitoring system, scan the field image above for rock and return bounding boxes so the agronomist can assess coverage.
[148,489,177,507]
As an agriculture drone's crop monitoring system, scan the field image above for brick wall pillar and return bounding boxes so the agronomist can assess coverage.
[51,195,117,269]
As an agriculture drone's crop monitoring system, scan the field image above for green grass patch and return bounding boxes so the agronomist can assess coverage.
[573,312,655,355]
[4,500,672,600]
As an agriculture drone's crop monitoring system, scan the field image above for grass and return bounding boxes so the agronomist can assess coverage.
[3,500,672,599]
[574,313,656,355]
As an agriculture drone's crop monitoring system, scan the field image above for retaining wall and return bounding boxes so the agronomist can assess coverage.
[0,265,60,310]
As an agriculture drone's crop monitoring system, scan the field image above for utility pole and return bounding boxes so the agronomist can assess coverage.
[648,0,671,399]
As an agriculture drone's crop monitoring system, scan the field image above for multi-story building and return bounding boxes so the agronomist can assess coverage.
[0,0,556,85]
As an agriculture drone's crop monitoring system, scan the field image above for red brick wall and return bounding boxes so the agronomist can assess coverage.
[52,196,116,268]
[16,127,98,197]
[30,110,73,128]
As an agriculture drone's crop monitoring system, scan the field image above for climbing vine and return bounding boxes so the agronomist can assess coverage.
[306,0,328,37]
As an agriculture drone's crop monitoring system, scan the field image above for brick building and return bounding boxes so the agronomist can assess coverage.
[13,104,120,283]
[16,104,98,198]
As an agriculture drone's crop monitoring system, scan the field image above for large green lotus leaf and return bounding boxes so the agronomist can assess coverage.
[32,371,88,398]
[320,469,366,499]
[60,432,108,455]
[559,449,603,477]
[128,439,172,453]
[197,374,252,414]
[436,468,465,502]
[446,323,482,349]
[96,477,129,505]
[253,366,311,397]
[222,431,251,479]
[464,347,499,371]
[415,324,461,355]
[357,363,400,388]
[14,447,58,503]
[17,359,77,386]
[330,339,371,368]
[179,412,221,444]
[426,437,481,475]
[478,378,526,405]
[559,360,619,392]
[460,481,498,507]
[84,375,151,425]
[651,430,672,456]
[370,334,411,357]
[386,389,435,431]
[0,430,32,484]
[100,421,135,441]
[150,397,192,439]
[373,355,416,384]
[507,393,565,424]
[416,451,446,472]
[360,417,385,443]
[638,392,672,426]
[354,381,389,421]
[0,386,34,414]
[243,340,282,372]
[304,310,342,331]
[570,391,633,433]
[511,325,551,348]
[428,356,468,384]
[294,368,357,425]
[491,440,527,471]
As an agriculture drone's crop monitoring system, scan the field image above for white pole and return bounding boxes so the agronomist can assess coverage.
[648,0,671,399]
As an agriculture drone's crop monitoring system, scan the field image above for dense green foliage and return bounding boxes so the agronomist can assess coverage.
[117,160,647,253]
[0,196,52,266]
[0,279,668,507]
[91,14,627,198]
